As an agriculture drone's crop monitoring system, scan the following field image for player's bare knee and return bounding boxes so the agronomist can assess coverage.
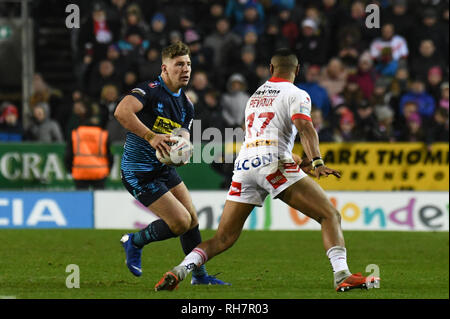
[169,214,192,235]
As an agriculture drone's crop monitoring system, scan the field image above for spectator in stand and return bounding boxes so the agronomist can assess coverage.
[185,29,214,72]
[390,66,410,106]
[108,0,129,24]
[88,59,122,99]
[341,75,365,112]
[370,77,392,109]
[117,26,150,69]
[198,1,226,32]
[275,6,299,50]
[382,0,413,43]
[310,107,334,142]
[354,51,376,100]
[99,84,120,128]
[347,0,379,49]
[122,71,138,93]
[260,17,290,59]
[226,0,265,26]
[321,0,349,59]
[400,78,436,119]
[105,43,128,79]
[319,57,348,106]
[190,70,210,110]
[295,18,326,66]
[233,2,265,37]
[197,88,225,136]
[25,102,64,143]
[297,65,331,117]
[204,17,242,70]
[221,73,250,128]
[353,100,379,141]
[397,112,425,142]
[426,107,449,146]
[410,39,446,81]
[426,66,445,103]
[374,46,399,78]
[374,104,396,142]
[439,82,449,110]
[370,23,408,66]
[138,45,162,81]
[121,4,150,40]
[412,7,447,58]
[333,108,356,142]
[336,25,363,70]
[394,100,419,138]
[0,103,23,142]
[148,13,170,49]
[78,2,120,65]
[29,73,67,133]
[255,62,271,88]
[65,98,93,140]
[234,45,259,93]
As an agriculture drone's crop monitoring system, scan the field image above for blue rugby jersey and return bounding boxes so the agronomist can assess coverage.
[120,76,194,172]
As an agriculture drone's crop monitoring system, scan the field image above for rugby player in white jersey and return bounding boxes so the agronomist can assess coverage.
[155,48,380,292]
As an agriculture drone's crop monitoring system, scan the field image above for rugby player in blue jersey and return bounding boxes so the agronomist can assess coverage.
[114,41,229,285]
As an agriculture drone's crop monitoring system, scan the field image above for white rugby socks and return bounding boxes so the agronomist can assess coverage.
[175,248,208,280]
[326,246,350,273]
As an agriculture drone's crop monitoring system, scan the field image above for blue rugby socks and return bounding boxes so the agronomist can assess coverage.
[132,219,177,248]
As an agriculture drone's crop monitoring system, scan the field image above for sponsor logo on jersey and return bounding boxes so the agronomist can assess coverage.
[235,153,276,170]
[152,116,181,134]
[131,88,146,97]
[245,139,277,148]
[148,81,160,88]
[283,162,300,173]
[266,169,287,189]
[229,181,242,196]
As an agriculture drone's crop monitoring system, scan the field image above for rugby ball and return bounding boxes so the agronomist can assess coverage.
[156,136,193,166]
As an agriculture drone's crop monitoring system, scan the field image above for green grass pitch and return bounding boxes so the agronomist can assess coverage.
[0,229,448,299]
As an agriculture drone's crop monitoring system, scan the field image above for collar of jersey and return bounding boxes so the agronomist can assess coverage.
[158,75,181,97]
[268,76,291,83]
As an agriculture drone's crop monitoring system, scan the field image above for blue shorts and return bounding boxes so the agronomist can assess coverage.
[121,166,182,207]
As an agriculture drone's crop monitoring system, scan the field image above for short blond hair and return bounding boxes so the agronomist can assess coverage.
[161,41,190,61]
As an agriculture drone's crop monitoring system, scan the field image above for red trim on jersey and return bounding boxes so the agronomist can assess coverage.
[268,77,291,83]
[291,113,312,122]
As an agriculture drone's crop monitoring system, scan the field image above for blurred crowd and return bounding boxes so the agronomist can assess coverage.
[0,0,449,146]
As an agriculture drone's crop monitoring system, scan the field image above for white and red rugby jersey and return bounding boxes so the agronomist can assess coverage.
[237,76,312,161]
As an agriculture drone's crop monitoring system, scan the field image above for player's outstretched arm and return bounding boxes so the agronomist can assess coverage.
[293,118,340,179]
[114,95,172,155]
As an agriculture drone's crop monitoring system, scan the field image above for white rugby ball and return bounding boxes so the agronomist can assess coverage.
[156,136,193,166]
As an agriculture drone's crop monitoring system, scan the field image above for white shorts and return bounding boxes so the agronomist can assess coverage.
[226,155,308,207]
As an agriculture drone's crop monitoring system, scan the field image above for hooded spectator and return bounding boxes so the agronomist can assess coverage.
[354,100,379,141]
[221,73,250,128]
[374,104,395,141]
[148,12,170,49]
[25,102,63,142]
[0,103,23,142]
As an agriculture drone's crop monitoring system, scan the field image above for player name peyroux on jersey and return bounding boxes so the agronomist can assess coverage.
[250,88,281,108]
